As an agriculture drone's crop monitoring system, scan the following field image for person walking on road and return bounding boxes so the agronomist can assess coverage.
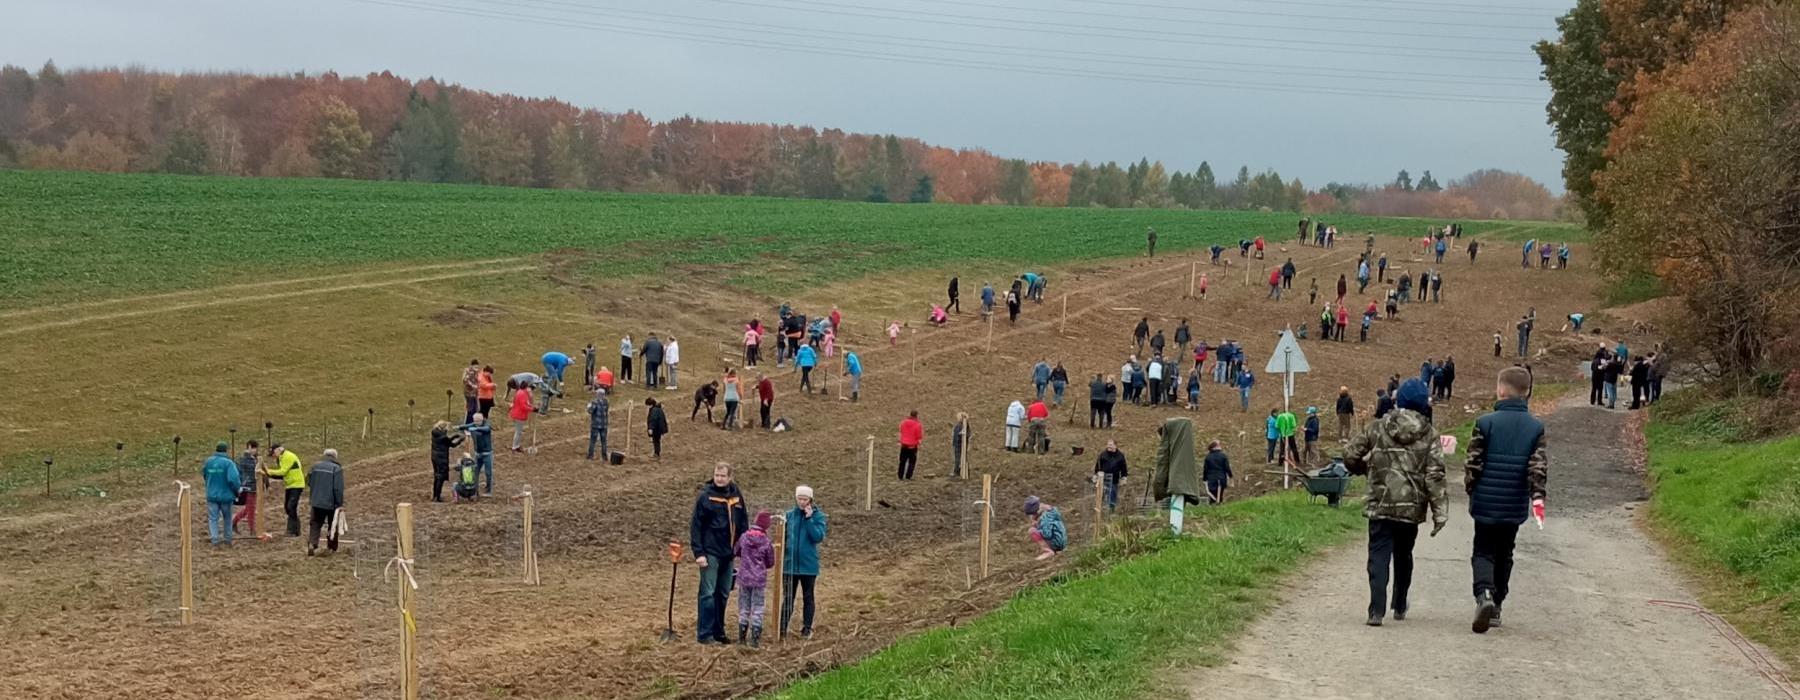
[782,485,828,639]
[266,443,306,537]
[690,463,749,645]
[1343,379,1448,627]
[306,449,346,556]
[202,442,242,546]
[1465,366,1549,634]
[897,410,924,480]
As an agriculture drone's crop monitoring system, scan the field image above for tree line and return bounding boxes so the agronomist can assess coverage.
[0,63,1560,220]
[1537,0,1799,381]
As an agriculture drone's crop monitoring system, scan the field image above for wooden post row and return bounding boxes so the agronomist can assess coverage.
[864,436,875,511]
[769,518,785,641]
[959,419,970,481]
[397,503,420,700]
[1093,476,1104,543]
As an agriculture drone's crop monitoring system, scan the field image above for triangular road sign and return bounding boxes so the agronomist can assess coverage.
[1265,329,1311,374]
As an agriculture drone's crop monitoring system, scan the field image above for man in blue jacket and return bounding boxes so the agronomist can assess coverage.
[201,442,243,546]
[1031,359,1052,401]
[843,349,863,402]
[1465,367,1549,634]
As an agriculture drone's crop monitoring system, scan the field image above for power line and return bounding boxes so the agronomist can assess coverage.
[905,0,1552,38]
[690,0,1539,62]
[1075,0,1571,21]
[503,0,1541,86]
[353,0,1545,104]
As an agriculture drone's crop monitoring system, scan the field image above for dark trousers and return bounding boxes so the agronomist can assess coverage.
[1089,400,1104,428]
[897,446,918,480]
[478,398,495,421]
[307,507,338,553]
[745,344,759,367]
[1651,377,1663,403]
[696,555,735,641]
[1590,376,1604,405]
[1148,379,1163,406]
[760,401,772,429]
[948,295,960,313]
[1472,521,1519,606]
[645,361,661,388]
[651,433,663,458]
[782,574,818,636]
[283,488,303,536]
[723,400,740,430]
[620,356,633,382]
[432,463,449,502]
[1367,519,1419,617]
[464,396,478,424]
[800,367,814,392]
[692,399,713,422]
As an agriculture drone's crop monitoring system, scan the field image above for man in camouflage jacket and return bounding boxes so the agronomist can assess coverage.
[1344,378,1447,626]
[1463,366,1549,633]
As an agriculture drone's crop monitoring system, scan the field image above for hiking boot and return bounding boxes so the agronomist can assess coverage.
[1393,606,1407,621]
[1366,614,1383,627]
[737,623,749,646]
[1473,592,1498,634]
[750,627,762,648]
[1491,606,1503,628]
[800,628,813,640]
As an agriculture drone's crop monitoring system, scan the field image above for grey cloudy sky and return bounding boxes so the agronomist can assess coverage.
[9,0,1571,189]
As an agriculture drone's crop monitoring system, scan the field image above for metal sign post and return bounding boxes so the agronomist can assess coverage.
[1265,328,1311,490]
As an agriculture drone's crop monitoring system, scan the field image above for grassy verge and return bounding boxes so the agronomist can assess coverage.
[770,491,1362,700]
[1604,271,1666,306]
[1645,396,1800,669]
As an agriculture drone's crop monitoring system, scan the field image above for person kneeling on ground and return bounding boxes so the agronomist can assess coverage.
[453,453,480,502]
[1343,379,1447,627]
[1023,496,1067,560]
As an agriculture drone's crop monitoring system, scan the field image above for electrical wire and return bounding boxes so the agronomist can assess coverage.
[895,0,1552,39]
[692,0,1537,61]
[351,0,1545,104]
[1073,0,1572,21]
[501,0,1542,86]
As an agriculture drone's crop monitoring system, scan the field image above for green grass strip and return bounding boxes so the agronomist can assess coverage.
[771,491,1361,700]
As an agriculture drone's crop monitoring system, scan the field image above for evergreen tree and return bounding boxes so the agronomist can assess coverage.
[1192,161,1217,208]
[160,126,210,174]
[909,174,934,203]
[1416,170,1442,192]
[1093,162,1129,208]
[1394,169,1414,192]
[1000,159,1032,205]
[797,137,842,200]
[1066,161,1096,207]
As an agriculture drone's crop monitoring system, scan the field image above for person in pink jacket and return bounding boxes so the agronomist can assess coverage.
[734,511,776,648]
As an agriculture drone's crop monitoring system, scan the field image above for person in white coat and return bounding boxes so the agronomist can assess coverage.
[1005,400,1026,452]
[665,336,682,391]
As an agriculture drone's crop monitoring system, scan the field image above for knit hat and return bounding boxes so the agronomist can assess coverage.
[754,510,771,531]
[1306,406,1318,415]
[1023,496,1042,516]
[215,442,229,453]
[1396,378,1431,415]
[795,485,814,500]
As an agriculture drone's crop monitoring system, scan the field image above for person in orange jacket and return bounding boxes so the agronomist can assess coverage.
[508,383,534,453]
[476,366,497,423]
[595,366,615,393]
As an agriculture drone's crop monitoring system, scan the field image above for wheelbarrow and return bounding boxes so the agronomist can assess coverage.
[1300,459,1351,507]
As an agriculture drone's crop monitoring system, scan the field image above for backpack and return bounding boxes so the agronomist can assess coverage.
[454,458,479,500]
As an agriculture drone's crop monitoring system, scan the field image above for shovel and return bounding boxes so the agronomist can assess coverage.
[527,422,539,456]
[659,542,683,642]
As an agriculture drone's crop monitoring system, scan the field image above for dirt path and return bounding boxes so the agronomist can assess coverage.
[1183,396,1797,700]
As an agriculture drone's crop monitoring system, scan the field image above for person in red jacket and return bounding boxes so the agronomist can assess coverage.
[1336,304,1350,343]
[898,411,924,481]
[508,384,534,453]
[1267,266,1283,300]
[756,373,776,430]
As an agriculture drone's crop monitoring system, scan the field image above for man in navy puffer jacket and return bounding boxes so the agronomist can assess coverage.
[1464,366,1549,634]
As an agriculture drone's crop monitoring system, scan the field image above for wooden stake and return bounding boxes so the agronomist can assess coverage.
[626,404,637,456]
[445,389,454,422]
[1189,262,1197,298]
[171,436,182,477]
[865,436,875,511]
[1059,293,1068,333]
[178,482,194,625]
[115,442,125,489]
[979,474,992,580]
[1093,476,1104,542]
[521,491,540,585]
[959,419,970,481]
[910,328,918,375]
[769,517,785,640]
[363,408,373,440]
[986,314,994,353]
[408,399,416,430]
[397,503,420,700]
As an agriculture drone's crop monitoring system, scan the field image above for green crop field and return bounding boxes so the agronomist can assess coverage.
[0,170,1582,305]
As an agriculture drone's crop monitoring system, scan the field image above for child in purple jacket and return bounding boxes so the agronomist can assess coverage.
[735,510,777,647]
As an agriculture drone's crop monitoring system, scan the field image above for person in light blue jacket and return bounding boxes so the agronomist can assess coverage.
[782,485,829,639]
[1031,359,1052,401]
[795,344,818,393]
[843,350,863,402]
[201,442,243,545]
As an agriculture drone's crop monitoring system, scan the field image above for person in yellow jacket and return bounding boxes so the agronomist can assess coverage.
[264,443,306,537]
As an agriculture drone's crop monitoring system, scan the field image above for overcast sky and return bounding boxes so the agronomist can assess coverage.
[8,0,1572,189]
